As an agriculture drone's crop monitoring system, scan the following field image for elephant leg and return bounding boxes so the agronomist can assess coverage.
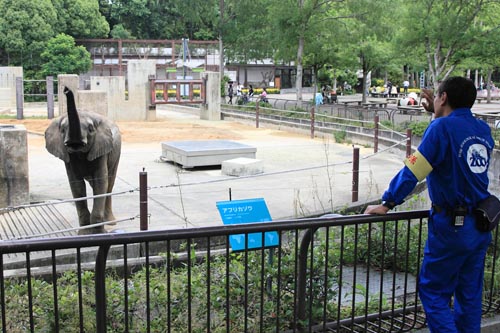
[65,165,91,227]
[88,164,108,233]
[104,154,120,222]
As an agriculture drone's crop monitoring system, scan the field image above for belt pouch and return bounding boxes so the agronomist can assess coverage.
[474,195,500,232]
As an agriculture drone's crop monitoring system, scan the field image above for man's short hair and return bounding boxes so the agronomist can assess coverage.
[437,76,477,109]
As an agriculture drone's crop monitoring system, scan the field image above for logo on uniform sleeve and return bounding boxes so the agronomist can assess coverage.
[467,144,488,173]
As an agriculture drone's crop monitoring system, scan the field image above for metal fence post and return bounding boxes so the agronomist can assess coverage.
[310,106,315,139]
[256,98,260,128]
[296,228,316,326]
[374,114,379,153]
[46,76,54,119]
[352,147,359,202]
[406,129,412,157]
[140,169,148,231]
[95,245,110,333]
[15,77,23,120]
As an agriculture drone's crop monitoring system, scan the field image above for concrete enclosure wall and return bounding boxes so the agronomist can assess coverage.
[200,71,221,121]
[57,75,79,116]
[58,60,157,121]
[0,124,29,207]
[58,64,220,123]
[0,67,23,109]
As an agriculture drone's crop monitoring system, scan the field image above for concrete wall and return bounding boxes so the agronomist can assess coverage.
[122,60,157,121]
[57,75,79,116]
[490,149,500,195]
[90,76,125,119]
[0,124,29,207]
[58,60,157,121]
[78,91,108,116]
[200,72,221,121]
[0,67,23,109]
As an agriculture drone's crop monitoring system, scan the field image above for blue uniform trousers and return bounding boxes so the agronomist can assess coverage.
[418,211,491,333]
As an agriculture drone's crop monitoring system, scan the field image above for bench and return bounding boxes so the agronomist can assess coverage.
[397,105,424,114]
[341,100,362,112]
[341,100,362,106]
[363,101,388,108]
[476,97,500,103]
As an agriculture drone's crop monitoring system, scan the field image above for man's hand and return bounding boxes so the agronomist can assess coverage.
[420,88,435,113]
[364,204,390,215]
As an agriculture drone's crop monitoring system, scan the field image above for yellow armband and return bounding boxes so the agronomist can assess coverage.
[404,150,433,181]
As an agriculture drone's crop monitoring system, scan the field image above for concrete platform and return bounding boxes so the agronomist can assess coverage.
[161,140,257,168]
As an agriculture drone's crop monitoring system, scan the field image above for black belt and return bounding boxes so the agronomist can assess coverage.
[431,204,469,215]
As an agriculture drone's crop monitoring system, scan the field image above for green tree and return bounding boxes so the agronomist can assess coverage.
[0,0,57,69]
[222,0,272,63]
[110,24,134,39]
[0,0,108,75]
[401,0,500,88]
[40,34,92,77]
[108,0,151,38]
[108,0,217,40]
[268,0,349,101]
[269,0,309,100]
[462,2,500,101]
[388,2,427,89]
[53,0,110,38]
[335,0,394,102]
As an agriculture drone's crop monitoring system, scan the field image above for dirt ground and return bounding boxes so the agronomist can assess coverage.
[1,113,306,149]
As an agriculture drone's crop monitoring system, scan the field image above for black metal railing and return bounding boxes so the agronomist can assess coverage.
[0,211,499,332]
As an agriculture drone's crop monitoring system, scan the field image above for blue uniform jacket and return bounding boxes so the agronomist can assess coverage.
[382,108,494,210]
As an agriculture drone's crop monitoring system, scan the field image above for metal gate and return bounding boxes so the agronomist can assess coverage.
[149,76,206,105]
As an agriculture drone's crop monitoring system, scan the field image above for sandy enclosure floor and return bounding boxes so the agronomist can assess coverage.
[1,111,312,149]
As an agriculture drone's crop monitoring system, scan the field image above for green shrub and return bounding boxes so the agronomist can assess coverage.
[341,221,427,276]
[407,121,430,137]
[333,128,347,143]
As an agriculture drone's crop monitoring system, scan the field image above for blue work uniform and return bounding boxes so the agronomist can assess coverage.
[315,92,324,106]
[381,108,494,333]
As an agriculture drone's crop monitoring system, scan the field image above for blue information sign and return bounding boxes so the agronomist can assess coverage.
[216,198,279,251]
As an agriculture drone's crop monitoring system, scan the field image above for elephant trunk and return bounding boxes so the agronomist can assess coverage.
[64,87,84,149]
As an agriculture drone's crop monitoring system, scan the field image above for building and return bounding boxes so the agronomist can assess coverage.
[77,39,313,91]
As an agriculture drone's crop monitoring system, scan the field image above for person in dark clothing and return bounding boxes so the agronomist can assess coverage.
[386,80,393,97]
[227,82,234,104]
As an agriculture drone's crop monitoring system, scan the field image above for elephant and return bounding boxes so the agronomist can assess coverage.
[45,87,121,234]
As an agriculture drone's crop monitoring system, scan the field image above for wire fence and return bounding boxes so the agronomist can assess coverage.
[2,132,414,241]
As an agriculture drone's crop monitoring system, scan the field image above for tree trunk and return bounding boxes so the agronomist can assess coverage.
[361,71,368,104]
[313,65,318,102]
[296,35,304,101]
[295,0,304,101]
[333,69,337,91]
[487,69,493,103]
[219,0,224,82]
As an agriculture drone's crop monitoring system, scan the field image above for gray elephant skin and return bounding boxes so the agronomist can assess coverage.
[45,87,121,233]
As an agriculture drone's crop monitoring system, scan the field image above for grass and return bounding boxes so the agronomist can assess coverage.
[0,114,47,119]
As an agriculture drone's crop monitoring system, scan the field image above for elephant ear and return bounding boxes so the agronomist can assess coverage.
[87,117,115,161]
[45,117,70,163]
